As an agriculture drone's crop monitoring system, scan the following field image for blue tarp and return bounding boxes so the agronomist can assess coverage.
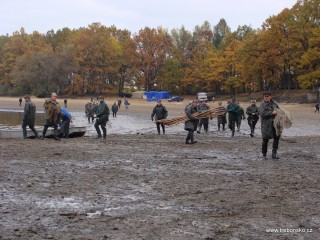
[145,91,170,101]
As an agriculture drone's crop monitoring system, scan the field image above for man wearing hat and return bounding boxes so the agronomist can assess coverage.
[259,91,280,160]
[151,99,168,134]
[94,96,110,139]
[22,95,40,139]
[42,92,61,140]
[246,100,260,137]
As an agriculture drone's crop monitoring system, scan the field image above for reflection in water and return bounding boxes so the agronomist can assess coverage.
[0,110,45,126]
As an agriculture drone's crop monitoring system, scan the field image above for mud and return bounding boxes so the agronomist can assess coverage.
[0,97,320,239]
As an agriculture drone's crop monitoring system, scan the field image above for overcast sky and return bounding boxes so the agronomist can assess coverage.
[0,0,298,36]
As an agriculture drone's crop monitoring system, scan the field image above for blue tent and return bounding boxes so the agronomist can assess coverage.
[145,91,170,102]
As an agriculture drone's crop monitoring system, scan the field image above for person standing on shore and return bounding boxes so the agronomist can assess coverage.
[22,95,39,139]
[184,100,198,144]
[94,96,110,139]
[42,93,61,141]
[197,101,210,134]
[259,91,280,160]
[151,99,168,134]
[226,98,240,137]
[236,103,246,131]
[124,99,129,110]
[19,97,22,106]
[315,103,319,113]
[118,99,122,109]
[112,102,119,118]
[246,100,260,137]
[216,101,227,131]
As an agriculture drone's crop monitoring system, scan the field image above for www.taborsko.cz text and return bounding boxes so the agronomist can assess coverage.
[266,228,313,233]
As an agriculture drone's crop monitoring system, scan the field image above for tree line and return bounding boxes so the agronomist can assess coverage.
[0,0,319,97]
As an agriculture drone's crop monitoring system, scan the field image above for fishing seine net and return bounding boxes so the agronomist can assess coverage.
[273,108,292,136]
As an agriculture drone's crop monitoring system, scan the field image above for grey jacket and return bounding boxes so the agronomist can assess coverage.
[184,105,198,131]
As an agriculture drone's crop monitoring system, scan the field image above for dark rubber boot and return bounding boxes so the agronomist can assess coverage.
[272,150,280,160]
[22,127,28,139]
[103,129,107,139]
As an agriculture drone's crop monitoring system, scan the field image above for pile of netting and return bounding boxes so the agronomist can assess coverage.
[274,108,293,136]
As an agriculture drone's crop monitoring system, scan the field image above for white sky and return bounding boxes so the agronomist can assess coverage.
[0,0,298,36]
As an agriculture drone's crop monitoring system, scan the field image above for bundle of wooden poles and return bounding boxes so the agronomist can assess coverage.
[156,108,226,128]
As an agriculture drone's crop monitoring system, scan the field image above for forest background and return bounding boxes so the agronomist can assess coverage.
[0,0,319,98]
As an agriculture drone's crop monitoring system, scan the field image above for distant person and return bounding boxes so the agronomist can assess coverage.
[19,97,22,106]
[259,91,280,160]
[236,103,246,131]
[226,98,240,137]
[42,92,61,141]
[22,95,39,139]
[124,99,130,110]
[118,99,122,109]
[64,99,68,108]
[87,102,95,123]
[315,103,319,113]
[197,101,210,134]
[59,108,72,138]
[151,100,168,134]
[184,100,198,144]
[94,96,110,139]
[111,102,119,118]
[216,101,226,131]
[85,102,90,117]
[246,100,260,137]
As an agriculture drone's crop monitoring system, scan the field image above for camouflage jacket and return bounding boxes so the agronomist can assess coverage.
[44,99,61,124]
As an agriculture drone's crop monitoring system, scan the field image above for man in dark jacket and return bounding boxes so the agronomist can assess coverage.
[111,102,119,118]
[226,98,240,137]
[246,100,260,137]
[216,101,226,131]
[184,101,198,144]
[151,100,168,134]
[22,95,39,139]
[236,103,246,131]
[94,96,110,139]
[197,101,210,133]
[259,91,280,160]
[42,93,61,140]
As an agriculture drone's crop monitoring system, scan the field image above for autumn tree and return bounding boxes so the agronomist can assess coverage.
[130,27,173,90]
[213,18,231,49]
[66,23,123,95]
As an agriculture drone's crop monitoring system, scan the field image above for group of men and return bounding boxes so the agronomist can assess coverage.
[150,91,281,160]
[22,93,72,141]
[21,91,281,160]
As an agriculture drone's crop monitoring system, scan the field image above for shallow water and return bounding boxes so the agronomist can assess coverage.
[0,109,318,137]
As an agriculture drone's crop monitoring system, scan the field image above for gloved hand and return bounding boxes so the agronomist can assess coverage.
[151,117,154,121]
